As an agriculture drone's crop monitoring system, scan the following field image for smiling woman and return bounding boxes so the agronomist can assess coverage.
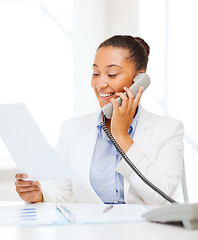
[92,47,138,108]
[15,35,184,206]
[91,35,149,109]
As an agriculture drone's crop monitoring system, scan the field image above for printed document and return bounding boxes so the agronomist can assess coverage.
[0,204,59,226]
[0,103,75,180]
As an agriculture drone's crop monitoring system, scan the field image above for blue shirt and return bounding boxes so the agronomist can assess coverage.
[90,109,139,204]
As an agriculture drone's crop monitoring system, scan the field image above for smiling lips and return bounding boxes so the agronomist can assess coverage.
[98,91,115,100]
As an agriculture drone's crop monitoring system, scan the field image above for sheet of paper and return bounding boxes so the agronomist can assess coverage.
[0,204,59,226]
[64,204,149,223]
[0,203,149,226]
[0,103,74,180]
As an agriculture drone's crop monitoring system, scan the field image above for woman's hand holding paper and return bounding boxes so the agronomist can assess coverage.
[15,173,43,202]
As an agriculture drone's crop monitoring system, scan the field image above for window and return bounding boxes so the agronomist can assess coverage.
[0,0,73,167]
[139,0,198,201]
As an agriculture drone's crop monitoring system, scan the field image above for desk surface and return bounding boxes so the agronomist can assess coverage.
[1,221,198,240]
[0,202,198,240]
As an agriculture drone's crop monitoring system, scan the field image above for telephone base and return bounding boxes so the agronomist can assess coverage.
[143,203,198,230]
[182,219,198,230]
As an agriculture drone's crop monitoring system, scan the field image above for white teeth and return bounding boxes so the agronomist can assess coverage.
[99,92,113,97]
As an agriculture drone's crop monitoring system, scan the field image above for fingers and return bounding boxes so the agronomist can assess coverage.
[15,173,28,180]
[17,188,43,203]
[17,186,39,193]
[123,87,134,112]
[15,173,41,193]
[110,98,119,115]
[128,86,143,113]
[15,173,32,191]
[133,86,144,106]
[15,180,40,192]
[115,91,129,109]
[15,180,42,202]
[15,173,43,202]
[123,86,143,103]
[113,86,143,114]
[19,190,41,199]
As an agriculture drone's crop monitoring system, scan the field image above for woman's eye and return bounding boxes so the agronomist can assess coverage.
[92,73,99,77]
[108,74,118,77]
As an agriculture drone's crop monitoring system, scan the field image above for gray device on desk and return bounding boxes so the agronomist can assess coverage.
[143,203,198,230]
[102,73,150,119]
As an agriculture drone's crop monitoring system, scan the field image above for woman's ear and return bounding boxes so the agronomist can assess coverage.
[132,70,145,83]
[138,69,145,74]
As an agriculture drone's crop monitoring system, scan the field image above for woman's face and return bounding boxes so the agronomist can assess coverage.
[91,46,139,108]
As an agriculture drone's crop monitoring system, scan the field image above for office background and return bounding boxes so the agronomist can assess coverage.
[0,0,198,202]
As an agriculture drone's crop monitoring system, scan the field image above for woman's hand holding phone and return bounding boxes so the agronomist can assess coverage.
[110,86,143,152]
[15,173,43,202]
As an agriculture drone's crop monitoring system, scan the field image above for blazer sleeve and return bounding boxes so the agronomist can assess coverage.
[41,179,73,203]
[41,121,73,203]
[116,119,184,205]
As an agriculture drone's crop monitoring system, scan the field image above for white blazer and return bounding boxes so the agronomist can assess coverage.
[41,105,184,205]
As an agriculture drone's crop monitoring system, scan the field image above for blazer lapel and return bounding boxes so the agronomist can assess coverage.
[133,105,152,151]
[80,112,103,203]
[124,105,152,200]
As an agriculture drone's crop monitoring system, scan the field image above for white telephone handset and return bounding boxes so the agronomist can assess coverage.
[102,73,150,119]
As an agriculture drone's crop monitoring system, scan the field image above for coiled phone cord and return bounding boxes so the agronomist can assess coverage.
[100,116,177,204]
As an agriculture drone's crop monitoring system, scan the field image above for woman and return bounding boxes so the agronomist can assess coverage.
[15,35,184,205]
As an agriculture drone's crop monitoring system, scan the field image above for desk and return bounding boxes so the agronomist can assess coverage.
[0,202,198,240]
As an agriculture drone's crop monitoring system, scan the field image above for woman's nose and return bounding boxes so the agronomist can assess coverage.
[97,75,108,88]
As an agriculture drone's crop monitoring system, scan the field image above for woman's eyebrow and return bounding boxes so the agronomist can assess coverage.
[107,64,122,68]
[92,64,122,68]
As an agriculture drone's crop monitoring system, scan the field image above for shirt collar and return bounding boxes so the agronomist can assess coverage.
[96,111,103,137]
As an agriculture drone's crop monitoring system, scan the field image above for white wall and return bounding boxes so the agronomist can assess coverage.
[72,0,140,116]
[72,0,106,116]
[0,0,75,200]
[104,0,139,37]
[167,0,198,203]
[138,0,198,202]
